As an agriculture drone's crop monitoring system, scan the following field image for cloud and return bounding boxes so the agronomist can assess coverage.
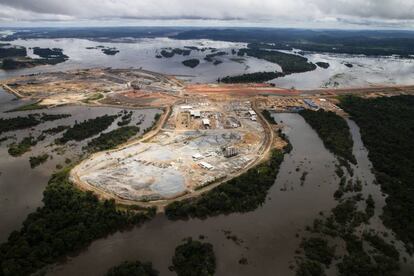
[0,0,413,27]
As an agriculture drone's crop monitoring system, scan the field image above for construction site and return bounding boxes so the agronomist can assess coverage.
[0,68,183,107]
[2,68,414,205]
[72,98,267,202]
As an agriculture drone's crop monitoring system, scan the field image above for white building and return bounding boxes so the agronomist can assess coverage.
[202,119,210,127]
[199,161,214,170]
[192,153,204,160]
[193,110,201,118]
[181,105,193,110]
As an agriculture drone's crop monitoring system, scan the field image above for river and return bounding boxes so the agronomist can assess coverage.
[1,91,413,274]
[0,89,161,242]
[1,38,414,87]
[48,113,343,275]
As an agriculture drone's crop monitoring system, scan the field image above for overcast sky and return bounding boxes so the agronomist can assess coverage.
[0,0,414,29]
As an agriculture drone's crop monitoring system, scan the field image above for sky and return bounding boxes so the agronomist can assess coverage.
[0,0,414,29]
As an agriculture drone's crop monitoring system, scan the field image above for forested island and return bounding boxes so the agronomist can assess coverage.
[0,43,26,58]
[237,48,316,74]
[0,113,70,135]
[220,71,284,83]
[299,109,356,164]
[84,126,140,153]
[57,114,118,144]
[316,62,330,69]
[339,95,414,253]
[0,168,156,275]
[101,47,120,55]
[182,59,200,68]
[106,260,159,276]
[158,48,191,58]
[170,238,216,276]
[0,45,69,70]
[29,153,50,168]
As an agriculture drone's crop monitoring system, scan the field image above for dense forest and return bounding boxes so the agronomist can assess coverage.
[4,28,414,57]
[0,115,41,134]
[29,154,49,168]
[299,109,356,164]
[237,48,316,74]
[165,147,287,220]
[182,59,200,68]
[159,48,191,58]
[32,47,68,59]
[220,71,284,83]
[170,238,216,276]
[1,46,68,70]
[339,95,414,253]
[0,44,27,58]
[316,62,330,69]
[57,114,118,144]
[106,261,159,276]
[173,28,414,56]
[8,136,37,156]
[204,51,226,62]
[101,47,119,55]
[84,126,140,153]
[0,168,155,275]
[296,195,400,276]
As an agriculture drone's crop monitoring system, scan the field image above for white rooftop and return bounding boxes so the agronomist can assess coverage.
[199,161,214,170]
[202,119,210,125]
[181,105,193,109]
[192,153,204,160]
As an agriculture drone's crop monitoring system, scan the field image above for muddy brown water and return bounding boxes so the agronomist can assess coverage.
[1,97,413,275]
[47,113,341,276]
[0,92,161,242]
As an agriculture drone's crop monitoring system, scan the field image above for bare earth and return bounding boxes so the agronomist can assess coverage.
[3,68,414,209]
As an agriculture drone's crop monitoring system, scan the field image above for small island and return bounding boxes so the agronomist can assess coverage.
[182,59,200,68]
[316,62,330,69]
[1,45,69,70]
[170,238,216,276]
[101,47,120,55]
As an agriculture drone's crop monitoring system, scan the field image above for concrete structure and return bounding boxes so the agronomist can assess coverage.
[74,98,266,202]
[199,161,214,170]
[181,105,193,110]
[192,153,204,160]
[202,118,210,127]
[193,110,201,118]
[224,147,238,158]
[303,99,319,109]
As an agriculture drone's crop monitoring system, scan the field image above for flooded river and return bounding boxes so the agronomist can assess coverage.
[0,89,161,242]
[1,37,414,87]
[48,113,342,275]
[1,89,413,274]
